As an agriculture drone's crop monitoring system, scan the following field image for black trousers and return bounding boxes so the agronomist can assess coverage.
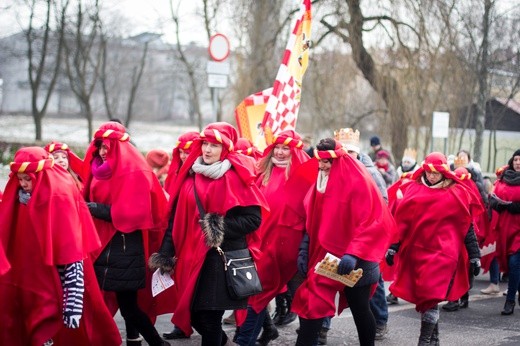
[191,309,228,346]
[116,290,163,346]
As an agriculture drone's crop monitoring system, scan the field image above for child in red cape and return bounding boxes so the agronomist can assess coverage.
[0,146,121,346]
[163,131,199,196]
[44,141,85,192]
[386,152,482,345]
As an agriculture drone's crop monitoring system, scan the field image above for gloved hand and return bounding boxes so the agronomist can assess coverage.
[297,249,308,276]
[385,249,397,266]
[470,258,481,276]
[489,194,508,212]
[385,242,400,266]
[337,254,357,275]
[86,202,112,221]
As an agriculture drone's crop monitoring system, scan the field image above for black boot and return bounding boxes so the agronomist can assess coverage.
[441,301,459,312]
[272,294,287,325]
[501,300,515,315]
[430,323,439,346]
[162,325,189,340]
[418,321,436,345]
[459,292,469,308]
[278,291,297,326]
[256,314,279,346]
[126,337,142,346]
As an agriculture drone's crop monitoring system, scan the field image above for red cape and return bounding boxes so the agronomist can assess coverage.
[0,147,120,345]
[494,178,520,269]
[292,154,395,319]
[389,179,474,312]
[169,169,269,335]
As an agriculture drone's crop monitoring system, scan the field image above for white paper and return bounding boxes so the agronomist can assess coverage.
[151,268,175,297]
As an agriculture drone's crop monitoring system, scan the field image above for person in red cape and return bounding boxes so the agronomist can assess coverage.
[149,122,268,346]
[236,137,263,161]
[0,147,121,346]
[160,131,199,341]
[44,141,85,192]
[235,130,310,345]
[83,121,169,346]
[292,138,395,346]
[163,131,199,196]
[386,152,482,345]
[146,149,171,187]
[489,149,520,315]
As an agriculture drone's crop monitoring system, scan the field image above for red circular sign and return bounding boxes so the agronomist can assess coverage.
[208,33,230,62]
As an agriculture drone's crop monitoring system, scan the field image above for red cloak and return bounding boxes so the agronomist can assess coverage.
[166,122,269,335]
[249,131,310,313]
[389,177,475,312]
[0,147,120,346]
[291,143,395,319]
[493,178,520,269]
[164,131,199,195]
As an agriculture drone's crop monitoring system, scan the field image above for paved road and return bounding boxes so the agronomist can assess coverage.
[115,274,520,345]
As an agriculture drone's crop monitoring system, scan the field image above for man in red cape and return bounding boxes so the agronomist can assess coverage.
[83,121,169,346]
[150,122,269,345]
[291,138,395,346]
[235,130,310,345]
[0,147,121,346]
[386,152,482,345]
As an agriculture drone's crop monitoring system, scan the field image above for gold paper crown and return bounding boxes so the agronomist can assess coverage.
[454,156,466,168]
[334,128,360,145]
[402,148,417,160]
[314,253,363,287]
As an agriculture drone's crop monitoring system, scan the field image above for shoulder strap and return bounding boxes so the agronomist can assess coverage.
[193,182,205,217]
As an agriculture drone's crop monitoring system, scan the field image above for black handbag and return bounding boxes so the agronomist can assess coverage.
[193,183,263,300]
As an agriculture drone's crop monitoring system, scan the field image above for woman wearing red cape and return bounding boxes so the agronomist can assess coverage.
[150,122,268,345]
[0,146,121,346]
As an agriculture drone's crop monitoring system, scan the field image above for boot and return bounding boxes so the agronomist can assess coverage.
[459,293,469,309]
[126,337,142,346]
[318,327,328,345]
[480,283,500,295]
[272,294,287,325]
[417,321,436,345]
[441,301,459,312]
[278,291,297,326]
[501,300,515,315]
[162,326,189,340]
[256,314,279,346]
[430,323,439,346]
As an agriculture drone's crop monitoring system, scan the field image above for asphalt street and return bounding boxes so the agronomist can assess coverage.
[115,274,520,345]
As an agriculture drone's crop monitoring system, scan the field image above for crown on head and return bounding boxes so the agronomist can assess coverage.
[454,156,466,168]
[402,148,417,160]
[334,128,360,145]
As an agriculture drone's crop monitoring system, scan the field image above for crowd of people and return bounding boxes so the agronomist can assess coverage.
[0,120,519,346]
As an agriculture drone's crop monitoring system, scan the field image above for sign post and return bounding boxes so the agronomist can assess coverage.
[208,34,230,121]
[431,111,450,154]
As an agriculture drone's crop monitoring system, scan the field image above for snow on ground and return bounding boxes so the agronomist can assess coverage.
[0,115,199,191]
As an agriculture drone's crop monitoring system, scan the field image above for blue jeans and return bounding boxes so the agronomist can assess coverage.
[506,252,520,302]
[489,257,500,285]
[369,275,389,326]
[235,306,266,346]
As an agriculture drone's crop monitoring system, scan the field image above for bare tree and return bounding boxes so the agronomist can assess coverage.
[63,0,103,140]
[25,0,69,140]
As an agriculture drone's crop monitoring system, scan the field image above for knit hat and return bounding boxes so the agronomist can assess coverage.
[146,149,170,169]
[376,150,391,160]
[370,136,381,146]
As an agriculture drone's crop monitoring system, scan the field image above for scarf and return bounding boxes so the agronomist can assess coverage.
[91,156,112,180]
[316,170,329,193]
[271,157,290,168]
[18,189,31,205]
[502,169,520,186]
[191,157,232,180]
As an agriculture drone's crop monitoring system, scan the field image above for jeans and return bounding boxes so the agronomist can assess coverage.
[234,306,266,346]
[489,257,500,285]
[506,251,520,302]
[369,275,389,326]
